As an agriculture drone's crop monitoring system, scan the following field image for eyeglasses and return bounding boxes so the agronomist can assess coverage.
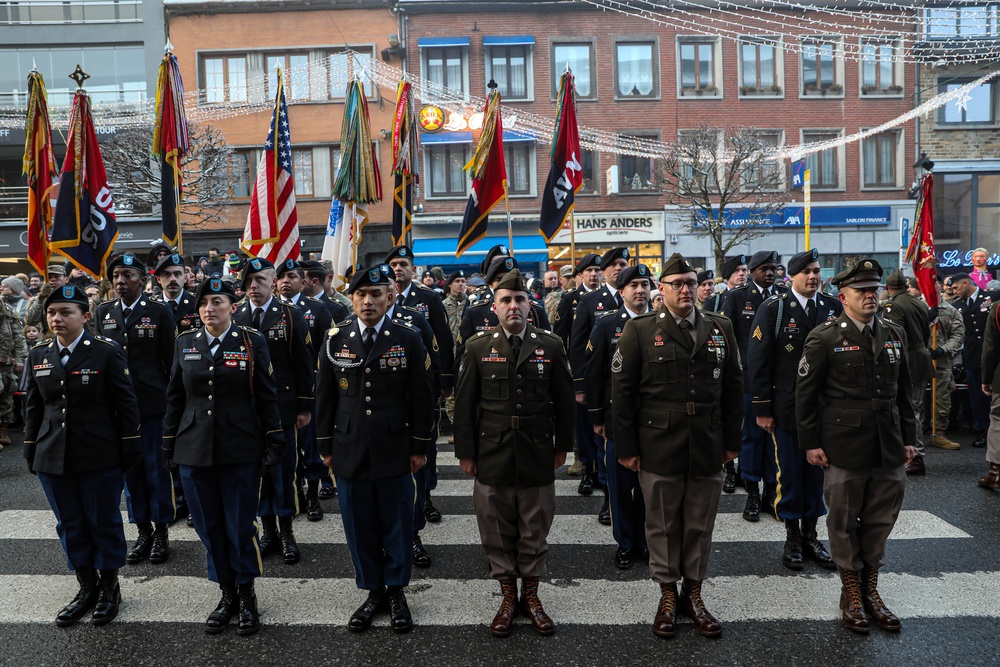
[660,280,698,292]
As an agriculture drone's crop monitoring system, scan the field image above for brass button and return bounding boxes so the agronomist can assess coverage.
[365,368,371,374]
[366,409,372,415]
[61,422,65,428]
[207,410,213,415]
[365,382,371,388]
[208,380,213,386]
[516,389,523,394]
[517,375,523,380]
[208,395,213,400]
[365,396,371,403]
[209,366,214,371]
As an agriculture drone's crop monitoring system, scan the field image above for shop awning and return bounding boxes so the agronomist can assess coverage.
[418,36,470,48]
[483,36,535,46]
[420,130,537,144]
[413,235,549,267]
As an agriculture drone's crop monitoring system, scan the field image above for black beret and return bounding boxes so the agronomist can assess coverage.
[831,258,884,289]
[950,272,972,285]
[299,259,326,276]
[153,253,186,276]
[616,264,652,289]
[697,270,715,284]
[107,252,146,275]
[239,256,275,290]
[574,253,602,275]
[275,258,301,278]
[486,256,518,284]
[494,268,528,293]
[384,245,414,264]
[480,244,511,275]
[747,250,779,271]
[348,265,392,293]
[43,284,89,310]
[787,248,820,276]
[194,274,237,304]
[447,270,467,285]
[885,268,907,290]
[601,247,630,268]
[659,253,696,280]
[721,255,748,279]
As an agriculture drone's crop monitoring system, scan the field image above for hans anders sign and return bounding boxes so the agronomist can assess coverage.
[551,212,665,243]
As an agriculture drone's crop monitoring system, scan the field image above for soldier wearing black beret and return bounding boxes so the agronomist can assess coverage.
[696,270,715,310]
[155,254,202,334]
[703,254,749,315]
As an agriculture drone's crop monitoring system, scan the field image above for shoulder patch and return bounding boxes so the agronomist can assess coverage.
[92,335,116,346]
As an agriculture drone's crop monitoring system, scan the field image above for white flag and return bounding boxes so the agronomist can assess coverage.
[322,198,367,292]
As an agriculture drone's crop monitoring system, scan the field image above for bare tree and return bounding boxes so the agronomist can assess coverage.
[662,125,785,274]
[101,123,234,228]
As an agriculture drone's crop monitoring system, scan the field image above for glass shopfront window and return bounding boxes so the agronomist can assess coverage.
[546,242,666,278]
[934,172,1000,269]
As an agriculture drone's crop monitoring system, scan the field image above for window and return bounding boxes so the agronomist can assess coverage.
[0,46,145,107]
[552,42,595,99]
[739,37,780,94]
[266,54,310,100]
[424,47,468,98]
[939,79,996,124]
[801,39,842,94]
[923,5,999,39]
[802,131,842,189]
[745,130,784,191]
[615,41,658,98]
[426,145,469,198]
[486,45,531,101]
[679,40,717,92]
[580,149,599,195]
[230,151,253,199]
[504,144,534,195]
[618,133,658,192]
[293,150,313,197]
[329,49,374,99]
[861,132,899,188]
[861,40,901,94]
[0,0,141,24]
[203,55,248,104]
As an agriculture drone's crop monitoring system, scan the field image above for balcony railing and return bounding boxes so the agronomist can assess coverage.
[0,0,141,24]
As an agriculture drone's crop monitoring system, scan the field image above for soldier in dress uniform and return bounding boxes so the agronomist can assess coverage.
[466,244,512,307]
[695,270,715,310]
[316,265,434,634]
[747,249,839,571]
[163,276,284,636]
[949,273,999,448]
[234,257,314,564]
[584,264,652,569]
[612,253,743,639]
[720,250,785,520]
[95,252,178,564]
[796,258,917,635]
[978,296,1000,488]
[24,284,140,627]
[703,254,748,314]
[882,269,937,475]
[571,248,631,504]
[154,254,201,334]
[453,269,575,638]
[318,259,354,315]
[301,259,350,323]
[443,270,469,435]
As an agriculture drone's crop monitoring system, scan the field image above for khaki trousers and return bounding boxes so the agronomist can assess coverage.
[824,464,906,572]
[472,480,556,579]
[639,469,724,584]
[934,362,955,430]
[985,392,1000,465]
[912,381,927,455]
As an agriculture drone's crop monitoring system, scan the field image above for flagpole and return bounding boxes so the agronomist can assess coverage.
[564,62,576,269]
[352,202,359,270]
[503,183,514,254]
[931,325,938,443]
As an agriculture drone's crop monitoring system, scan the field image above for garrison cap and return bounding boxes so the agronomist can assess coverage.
[480,244,511,275]
[601,247,630,268]
[721,254,748,279]
[348,265,392,293]
[831,258,884,290]
[108,252,146,275]
[154,253,186,276]
[697,269,715,284]
[275,258,301,278]
[447,270,467,285]
[787,248,820,276]
[885,268,907,290]
[239,256,274,290]
[384,245,413,264]
[194,274,237,304]
[617,264,652,289]
[659,253,697,280]
[43,284,89,310]
[747,250,779,271]
[574,253,602,275]
[486,256,518,284]
[494,268,528,293]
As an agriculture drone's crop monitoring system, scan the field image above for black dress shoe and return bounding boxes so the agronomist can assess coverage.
[205,583,238,634]
[782,521,804,570]
[743,483,761,522]
[318,485,336,499]
[973,434,987,448]
[91,570,121,626]
[388,588,413,634]
[149,524,170,564]
[236,582,259,635]
[278,517,300,564]
[258,517,278,557]
[413,532,432,568]
[578,463,594,496]
[723,471,737,494]
[56,566,98,627]
[598,494,612,526]
[187,515,194,528]
[307,499,323,522]
[126,523,153,564]
[349,589,386,632]
[424,493,442,523]
[614,547,633,570]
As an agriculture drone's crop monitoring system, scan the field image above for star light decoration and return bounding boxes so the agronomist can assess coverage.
[954,88,973,114]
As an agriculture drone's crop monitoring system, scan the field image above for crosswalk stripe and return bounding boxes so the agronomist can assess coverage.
[0,510,970,545]
[0,571,996,626]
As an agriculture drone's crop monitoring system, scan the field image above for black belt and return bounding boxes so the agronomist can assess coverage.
[825,398,894,411]
[657,401,715,415]
[480,414,549,430]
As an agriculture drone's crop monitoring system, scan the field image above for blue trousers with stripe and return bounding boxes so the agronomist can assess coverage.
[258,425,298,518]
[413,413,440,531]
[38,466,127,571]
[740,393,778,484]
[180,463,262,585]
[773,428,827,520]
[576,403,608,486]
[338,473,415,591]
[605,438,647,551]
[124,415,176,524]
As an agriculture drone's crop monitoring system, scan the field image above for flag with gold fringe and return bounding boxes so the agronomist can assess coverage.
[391,80,417,246]
[22,70,58,281]
[152,51,189,253]
[539,71,583,242]
[906,173,938,308]
[456,88,505,257]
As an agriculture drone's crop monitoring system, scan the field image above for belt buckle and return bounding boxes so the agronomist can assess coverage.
[511,415,520,429]
[686,402,696,415]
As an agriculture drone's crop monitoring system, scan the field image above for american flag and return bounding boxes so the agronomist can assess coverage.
[242,69,299,263]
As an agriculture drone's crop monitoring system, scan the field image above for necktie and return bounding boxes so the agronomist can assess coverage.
[678,318,695,346]
[252,307,264,331]
[510,334,522,360]
[60,347,71,366]
[396,293,405,309]
[122,307,132,321]
[762,287,770,300]
[363,327,376,354]
[615,292,624,309]
[170,300,178,315]
[208,337,220,357]
[806,299,817,326]
[863,324,875,350]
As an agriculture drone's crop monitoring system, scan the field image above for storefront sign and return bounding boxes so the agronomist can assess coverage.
[551,212,664,243]
[937,249,1000,268]
[418,105,445,133]
[696,205,892,229]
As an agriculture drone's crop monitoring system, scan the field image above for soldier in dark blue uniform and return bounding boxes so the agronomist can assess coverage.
[317,265,434,634]
[703,254,748,315]
[720,250,786,521]
[163,276,284,636]
[95,252,177,564]
[25,285,140,627]
[950,273,1000,448]
[570,247,631,503]
[748,249,839,571]
[234,257,314,564]
[584,264,652,569]
[155,253,201,334]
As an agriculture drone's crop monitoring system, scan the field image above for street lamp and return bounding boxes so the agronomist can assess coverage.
[910,152,934,198]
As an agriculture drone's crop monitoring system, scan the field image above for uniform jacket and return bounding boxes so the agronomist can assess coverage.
[391,303,442,395]
[795,313,916,469]
[443,292,468,343]
[0,301,27,364]
[703,287,729,314]
[720,282,788,390]
[285,293,333,361]
[553,285,587,348]
[315,290,351,324]
[933,301,965,368]
[454,291,550,377]
[570,286,623,392]
[95,296,176,418]
[163,324,284,467]
[881,292,936,383]
[957,289,1000,371]
[316,315,434,480]
[160,290,202,334]
[585,307,647,441]
[401,282,455,390]
[981,301,1000,386]
[234,298,314,426]
[748,291,842,431]
[23,332,140,475]
[453,324,574,488]
[612,308,743,477]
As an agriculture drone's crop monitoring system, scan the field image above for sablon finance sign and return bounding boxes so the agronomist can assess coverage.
[550,212,665,244]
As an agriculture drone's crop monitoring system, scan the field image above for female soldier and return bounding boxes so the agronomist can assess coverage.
[162,276,283,636]
[24,284,141,627]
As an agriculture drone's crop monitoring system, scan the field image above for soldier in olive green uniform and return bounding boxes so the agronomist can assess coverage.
[978,299,1000,488]
[796,259,917,635]
[612,253,743,640]
[0,299,27,446]
[453,269,575,638]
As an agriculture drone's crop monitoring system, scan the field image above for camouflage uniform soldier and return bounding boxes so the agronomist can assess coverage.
[442,270,468,428]
[0,300,27,446]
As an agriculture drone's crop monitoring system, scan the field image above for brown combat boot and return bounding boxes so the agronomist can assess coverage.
[838,567,870,633]
[930,434,960,450]
[490,577,518,638]
[679,579,722,637]
[978,463,1000,488]
[0,424,9,446]
[519,577,555,636]
[861,566,901,631]
[652,582,677,638]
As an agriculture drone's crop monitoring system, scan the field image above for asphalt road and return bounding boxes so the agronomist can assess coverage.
[1,429,997,667]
